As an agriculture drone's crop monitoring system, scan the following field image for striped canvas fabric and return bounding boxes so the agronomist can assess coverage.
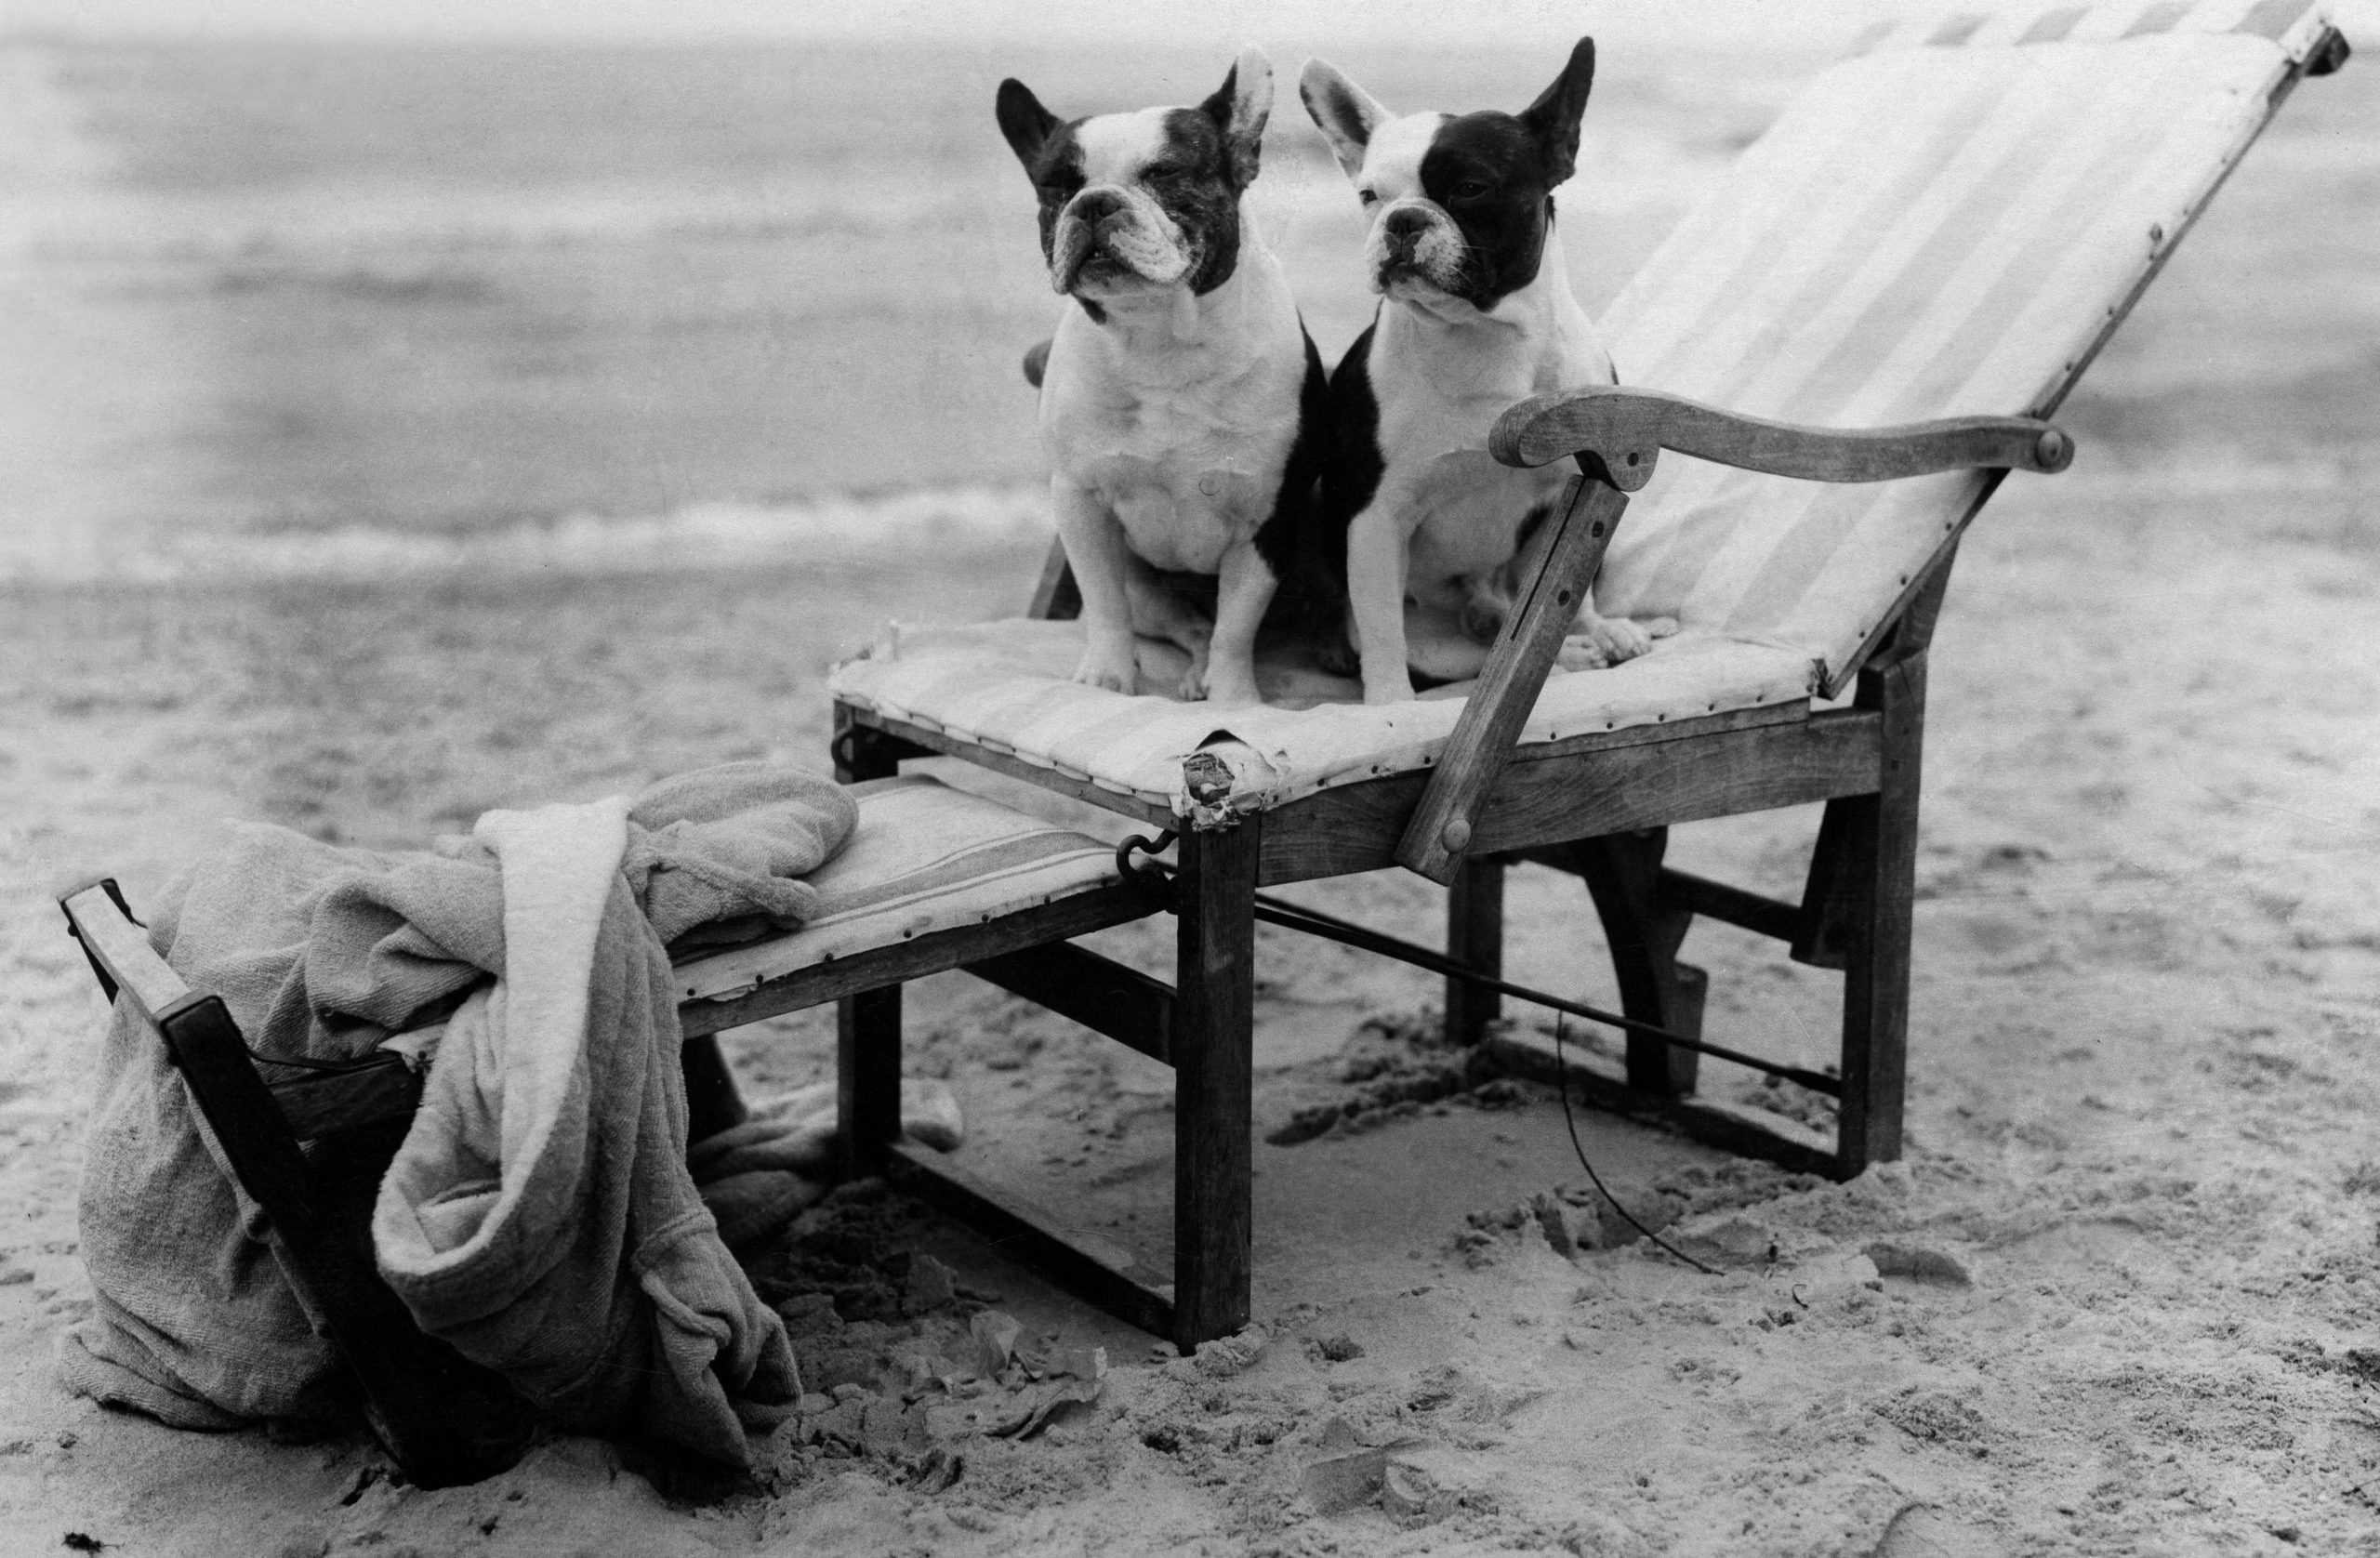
[1594,0,2335,687]
[828,0,2328,818]
[672,775,1123,1003]
[832,620,1816,815]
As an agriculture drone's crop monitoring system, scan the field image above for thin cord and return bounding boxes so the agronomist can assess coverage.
[1551,1012,1719,1276]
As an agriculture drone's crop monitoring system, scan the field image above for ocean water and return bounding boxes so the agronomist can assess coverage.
[2,33,2373,582]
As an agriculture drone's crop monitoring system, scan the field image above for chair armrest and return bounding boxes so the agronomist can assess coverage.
[1490,384,2072,488]
[1395,476,1625,883]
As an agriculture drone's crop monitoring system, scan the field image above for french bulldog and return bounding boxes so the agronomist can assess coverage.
[1300,38,1661,705]
[997,50,1332,707]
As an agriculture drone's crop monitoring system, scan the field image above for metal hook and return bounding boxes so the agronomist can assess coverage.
[1115,829,1179,904]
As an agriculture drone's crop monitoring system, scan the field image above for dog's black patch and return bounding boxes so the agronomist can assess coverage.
[1255,326,1340,601]
[996,77,1252,303]
[1414,37,1594,311]
[1151,108,1245,297]
[1320,318,1385,523]
[1419,116,1556,310]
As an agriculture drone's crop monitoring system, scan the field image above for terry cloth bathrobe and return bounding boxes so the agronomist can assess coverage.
[60,762,856,1467]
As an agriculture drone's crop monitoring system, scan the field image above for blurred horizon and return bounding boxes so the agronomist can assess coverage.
[4,10,2374,584]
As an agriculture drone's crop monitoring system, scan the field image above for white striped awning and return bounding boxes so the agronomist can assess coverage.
[1594,0,2338,688]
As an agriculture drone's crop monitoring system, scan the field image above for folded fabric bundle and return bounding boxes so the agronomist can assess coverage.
[60,761,856,1465]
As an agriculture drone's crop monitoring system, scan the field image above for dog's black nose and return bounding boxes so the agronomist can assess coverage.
[1383,207,1432,242]
[1069,188,1127,224]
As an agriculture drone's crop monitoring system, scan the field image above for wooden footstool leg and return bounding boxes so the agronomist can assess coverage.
[1171,816,1262,1351]
[1446,855,1504,1046]
[681,1035,749,1142]
[839,988,903,1176]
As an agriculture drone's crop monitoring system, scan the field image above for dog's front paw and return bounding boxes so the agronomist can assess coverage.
[1580,614,1656,666]
[1072,650,1138,693]
[1554,636,1612,671]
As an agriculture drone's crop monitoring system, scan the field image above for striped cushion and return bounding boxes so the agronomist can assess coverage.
[672,775,1122,1003]
[1595,0,2334,686]
[829,619,1817,817]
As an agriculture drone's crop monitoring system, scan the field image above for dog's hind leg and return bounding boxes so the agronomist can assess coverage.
[1123,560,1217,702]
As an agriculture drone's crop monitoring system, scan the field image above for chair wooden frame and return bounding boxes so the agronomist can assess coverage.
[828,407,2061,1349]
[827,18,2351,1352]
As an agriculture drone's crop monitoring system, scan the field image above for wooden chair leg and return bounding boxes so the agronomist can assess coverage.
[1567,829,1705,1097]
[831,706,910,1176]
[681,1034,749,1143]
[1170,816,1262,1351]
[1836,655,1925,1175]
[837,988,903,1177]
[1445,855,1505,1046]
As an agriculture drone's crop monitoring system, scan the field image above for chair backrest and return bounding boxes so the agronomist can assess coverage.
[1593,0,2343,690]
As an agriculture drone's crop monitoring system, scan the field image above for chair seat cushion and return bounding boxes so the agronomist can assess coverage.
[828,618,1819,818]
[672,774,1123,1003]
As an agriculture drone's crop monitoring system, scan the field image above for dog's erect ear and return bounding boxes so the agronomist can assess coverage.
[1517,37,1594,188]
[1298,59,1389,181]
[996,78,1061,173]
[1199,47,1273,191]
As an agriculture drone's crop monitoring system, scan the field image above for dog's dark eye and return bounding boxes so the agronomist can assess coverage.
[1357,190,1379,206]
[1452,178,1491,201]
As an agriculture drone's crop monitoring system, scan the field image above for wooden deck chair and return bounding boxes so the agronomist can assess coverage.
[59,775,1160,1485]
[826,3,2350,1346]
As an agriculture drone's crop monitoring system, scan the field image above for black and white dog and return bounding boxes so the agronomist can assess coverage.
[1300,39,1660,705]
[997,51,1332,707]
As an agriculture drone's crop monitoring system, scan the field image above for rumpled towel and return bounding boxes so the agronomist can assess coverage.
[60,761,855,1463]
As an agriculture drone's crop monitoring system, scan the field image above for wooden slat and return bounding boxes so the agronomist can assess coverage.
[883,1141,1175,1339]
[1655,867,1805,945]
[1266,708,1882,886]
[676,883,1158,1038]
[965,942,1173,1066]
[840,706,1174,828]
[60,882,185,1020]
[1485,1025,1839,1181]
[1396,478,1630,884]
[1491,384,2071,482]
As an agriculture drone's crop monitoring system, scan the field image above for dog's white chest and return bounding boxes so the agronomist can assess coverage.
[1044,357,1298,574]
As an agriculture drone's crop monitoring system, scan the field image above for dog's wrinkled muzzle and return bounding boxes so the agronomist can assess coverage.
[1368,201,1467,297]
[1052,187,1192,295]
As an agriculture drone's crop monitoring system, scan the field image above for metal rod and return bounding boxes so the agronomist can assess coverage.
[1113,838,1842,1097]
[1247,891,1841,1097]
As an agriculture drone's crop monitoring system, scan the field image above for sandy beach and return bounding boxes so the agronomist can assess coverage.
[2,24,2376,1558]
